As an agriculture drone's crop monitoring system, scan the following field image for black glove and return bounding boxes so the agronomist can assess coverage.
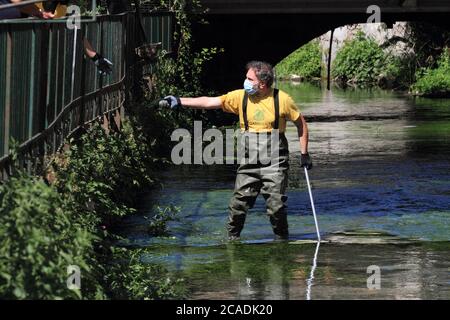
[160,95,182,109]
[92,53,113,76]
[300,153,313,170]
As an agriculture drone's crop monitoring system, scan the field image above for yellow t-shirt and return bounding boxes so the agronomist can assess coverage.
[220,89,301,133]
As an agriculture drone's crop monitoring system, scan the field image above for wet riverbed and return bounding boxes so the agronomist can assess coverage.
[119,82,450,299]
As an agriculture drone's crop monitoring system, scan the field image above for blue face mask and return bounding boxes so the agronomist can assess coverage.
[244,79,259,95]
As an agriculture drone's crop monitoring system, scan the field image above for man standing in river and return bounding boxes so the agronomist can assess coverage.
[161,61,312,240]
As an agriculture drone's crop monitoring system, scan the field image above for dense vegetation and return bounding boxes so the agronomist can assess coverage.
[332,32,394,86]
[0,121,187,299]
[0,0,217,299]
[412,49,450,97]
[278,23,450,97]
[275,40,322,80]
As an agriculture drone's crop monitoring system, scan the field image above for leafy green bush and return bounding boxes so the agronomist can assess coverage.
[53,121,158,234]
[412,49,450,97]
[0,127,187,299]
[0,172,103,299]
[276,40,322,79]
[0,1,212,300]
[105,248,187,300]
[381,54,417,89]
[333,32,388,84]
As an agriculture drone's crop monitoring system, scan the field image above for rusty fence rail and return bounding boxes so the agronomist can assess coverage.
[0,11,174,180]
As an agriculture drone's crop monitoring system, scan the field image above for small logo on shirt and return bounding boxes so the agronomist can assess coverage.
[253,109,265,122]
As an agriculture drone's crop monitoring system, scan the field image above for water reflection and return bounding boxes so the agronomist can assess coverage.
[306,241,320,300]
[139,241,450,299]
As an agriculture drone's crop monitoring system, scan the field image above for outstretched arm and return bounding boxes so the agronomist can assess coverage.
[179,97,222,110]
[83,37,97,58]
[162,95,222,110]
[82,37,113,75]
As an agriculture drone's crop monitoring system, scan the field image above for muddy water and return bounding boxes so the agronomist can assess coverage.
[120,82,450,299]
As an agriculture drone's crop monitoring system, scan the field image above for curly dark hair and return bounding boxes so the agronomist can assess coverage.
[246,61,274,87]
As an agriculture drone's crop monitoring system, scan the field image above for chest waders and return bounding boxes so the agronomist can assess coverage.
[227,89,290,240]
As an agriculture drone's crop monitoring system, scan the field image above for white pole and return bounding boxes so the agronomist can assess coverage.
[304,167,321,242]
[71,26,78,101]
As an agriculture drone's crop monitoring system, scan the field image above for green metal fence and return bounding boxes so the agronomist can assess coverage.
[0,11,174,179]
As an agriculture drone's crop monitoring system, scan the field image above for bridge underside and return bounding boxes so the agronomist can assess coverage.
[200,0,450,15]
[192,11,450,92]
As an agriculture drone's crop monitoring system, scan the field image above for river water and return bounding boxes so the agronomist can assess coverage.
[119,82,450,299]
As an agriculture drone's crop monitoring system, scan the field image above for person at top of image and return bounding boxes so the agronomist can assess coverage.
[0,0,55,19]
